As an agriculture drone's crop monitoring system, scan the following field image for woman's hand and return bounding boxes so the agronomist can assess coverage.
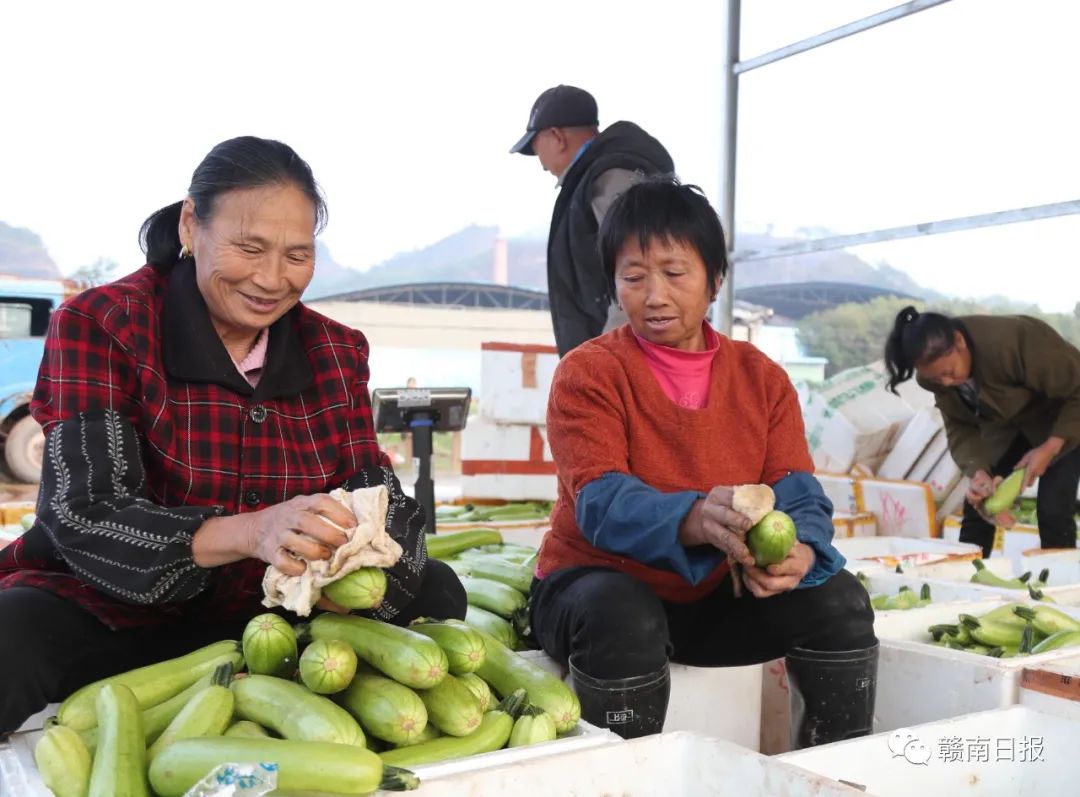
[245,494,356,577]
[1016,437,1065,489]
[965,470,995,503]
[679,487,756,568]
[741,542,815,598]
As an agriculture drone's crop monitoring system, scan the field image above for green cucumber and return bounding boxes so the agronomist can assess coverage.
[58,640,243,732]
[460,576,527,618]
[322,567,388,610]
[223,720,270,738]
[394,722,442,747]
[509,704,558,747]
[426,530,504,559]
[242,613,298,678]
[464,605,521,650]
[79,671,216,754]
[417,673,483,737]
[299,638,359,694]
[465,558,535,594]
[338,671,429,746]
[88,684,149,797]
[306,613,448,689]
[231,674,365,746]
[147,663,235,762]
[985,468,1026,515]
[379,690,525,767]
[458,672,493,711]
[410,619,487,675]
[148,737,418,797]
[1014,604,1080,637]
[34,725,91,797]
[475,630,580,733]
[1031,629,1080,654]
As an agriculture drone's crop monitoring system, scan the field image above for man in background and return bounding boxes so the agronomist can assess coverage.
[511,85,675,356]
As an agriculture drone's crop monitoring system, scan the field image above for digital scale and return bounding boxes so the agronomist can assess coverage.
[371,387,472,535]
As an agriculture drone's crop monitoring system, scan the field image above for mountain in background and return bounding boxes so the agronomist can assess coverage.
[0,222,62,279]
[0,218,1008,311]
[307,225,941,302]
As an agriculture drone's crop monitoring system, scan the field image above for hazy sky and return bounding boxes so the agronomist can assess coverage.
[2,0,1077,310]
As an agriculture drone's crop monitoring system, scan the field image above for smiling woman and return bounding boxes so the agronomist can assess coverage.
[180,184,317,361]
[0,136,466,736]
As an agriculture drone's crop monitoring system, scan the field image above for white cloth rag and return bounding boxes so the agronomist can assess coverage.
[261,486,403,616]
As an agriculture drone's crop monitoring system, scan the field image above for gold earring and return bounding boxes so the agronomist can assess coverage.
[179,244,191,259]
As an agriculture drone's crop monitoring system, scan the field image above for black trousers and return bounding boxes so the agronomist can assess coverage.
[960,436,1080,558]
[529,565,876,680]
[0,559,465,736]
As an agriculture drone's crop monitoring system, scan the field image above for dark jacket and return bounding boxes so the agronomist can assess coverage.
[548,121,674,356]
[917,315,1080,476]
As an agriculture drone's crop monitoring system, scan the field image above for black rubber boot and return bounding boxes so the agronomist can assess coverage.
[568,655,670,740]
[786,643,878,750]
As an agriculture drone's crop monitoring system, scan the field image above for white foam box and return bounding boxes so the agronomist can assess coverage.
[518,651,763,752]
[1002,523,1044,572]
[871,598,1080,732]
[835,535,981,574]
[832,512,877,539]
[1019,655,1080,721]
[0,525,22,550]
[936,478,969,526]
[779,705,1080,796]
[815,473,859,515]
[460,414,551,461]
[802,364,916,474]
[855,478,938,538]
[459,414,557,502]
[478,342,559,426]
[891,372,937,412]
[459,473,557,502]
[1022,548,1080,581]
[368,731,866,797]
[923,449,962,505]
[861,567,1080,607]
[0,719,619,797]
[905,430,948,484]
[876,407,943,481]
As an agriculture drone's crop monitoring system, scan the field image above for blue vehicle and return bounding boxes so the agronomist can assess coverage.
[0,277,84,482]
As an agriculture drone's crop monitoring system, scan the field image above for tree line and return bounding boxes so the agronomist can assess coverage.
[796,296,1080,379]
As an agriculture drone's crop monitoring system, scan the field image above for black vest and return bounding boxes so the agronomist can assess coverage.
[547,121,674,356]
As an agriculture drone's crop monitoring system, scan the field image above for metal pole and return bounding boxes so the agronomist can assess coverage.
[732,199,1080,263]
[715,0,740,336]
[734,0,952,75]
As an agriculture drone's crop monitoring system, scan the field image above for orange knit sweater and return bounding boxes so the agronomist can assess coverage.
[539,325,814,602]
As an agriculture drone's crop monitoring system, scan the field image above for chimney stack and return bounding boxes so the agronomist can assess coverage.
[492,237,509,286]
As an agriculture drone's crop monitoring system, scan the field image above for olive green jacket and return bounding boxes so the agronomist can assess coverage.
[916,315,1080,476]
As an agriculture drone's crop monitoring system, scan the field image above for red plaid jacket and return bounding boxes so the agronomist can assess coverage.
[0,263,427,629]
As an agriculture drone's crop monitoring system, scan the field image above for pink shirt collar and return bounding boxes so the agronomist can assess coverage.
[232,327,269,387]
[632,322,721,409]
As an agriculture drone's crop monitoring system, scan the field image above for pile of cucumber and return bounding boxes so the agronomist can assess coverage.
[969,559,1053,599]
[32,590,580,796]
[434,501,552,525]
[927,601,1080,658]
[859,579,933,611]
[428,529,540,651]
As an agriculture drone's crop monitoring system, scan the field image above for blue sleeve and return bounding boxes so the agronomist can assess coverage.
[772,472,846,588]
[576,472,722,585]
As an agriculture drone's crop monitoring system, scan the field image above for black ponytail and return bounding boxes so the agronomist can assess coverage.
[884,305,963,393]
[138,136,327,269]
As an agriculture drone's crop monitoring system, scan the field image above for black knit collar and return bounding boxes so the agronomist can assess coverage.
[162,263,313,400]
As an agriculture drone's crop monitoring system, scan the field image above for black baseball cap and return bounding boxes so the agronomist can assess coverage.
[510,85,599,156]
